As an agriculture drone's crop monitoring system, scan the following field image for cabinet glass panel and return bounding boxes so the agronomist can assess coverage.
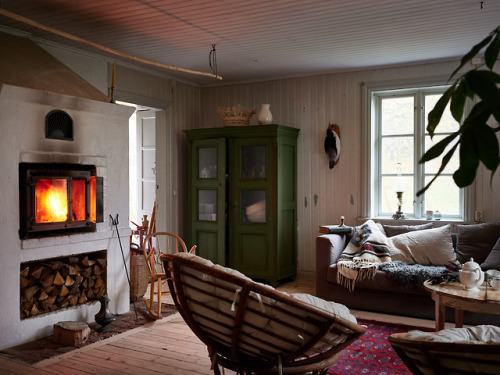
[241,146,266,179]
[198,190,217,221]
[242,190,266,223]
[198,147,217,179]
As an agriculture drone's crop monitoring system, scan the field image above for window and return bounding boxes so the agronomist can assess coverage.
[362,78,474,221]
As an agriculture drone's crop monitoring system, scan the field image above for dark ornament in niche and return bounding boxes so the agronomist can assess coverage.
[45,110,74,141]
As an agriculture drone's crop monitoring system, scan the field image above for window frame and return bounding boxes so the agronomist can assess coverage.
[361,76,475,222]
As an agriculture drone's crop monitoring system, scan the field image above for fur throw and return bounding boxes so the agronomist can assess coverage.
[378,261,447,290]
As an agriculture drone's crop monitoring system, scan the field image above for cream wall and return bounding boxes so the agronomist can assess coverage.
[200,61,500,278]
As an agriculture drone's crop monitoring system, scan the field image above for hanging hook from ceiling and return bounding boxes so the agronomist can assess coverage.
[209,44,218,79]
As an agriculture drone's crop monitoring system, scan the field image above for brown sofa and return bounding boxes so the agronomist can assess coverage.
[316,228,500,326]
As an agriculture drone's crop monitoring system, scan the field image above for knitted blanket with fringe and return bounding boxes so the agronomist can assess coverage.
[337,220,392,291]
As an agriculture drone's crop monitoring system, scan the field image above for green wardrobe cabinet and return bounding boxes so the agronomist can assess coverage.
[184,125,299,286]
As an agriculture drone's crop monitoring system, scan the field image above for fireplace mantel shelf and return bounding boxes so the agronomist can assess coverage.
[20,227,131,263]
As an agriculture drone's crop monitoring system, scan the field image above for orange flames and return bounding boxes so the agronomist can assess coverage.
[35,179,68,223]
[35,178,96,224]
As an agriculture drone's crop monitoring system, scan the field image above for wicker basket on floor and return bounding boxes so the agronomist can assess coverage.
[130,254,149,302]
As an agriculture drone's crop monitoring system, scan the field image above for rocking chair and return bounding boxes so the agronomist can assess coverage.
[161,252,366,374]
[142,232,196,319]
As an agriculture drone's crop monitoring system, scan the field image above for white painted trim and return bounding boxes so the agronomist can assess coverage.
[361,76,475,222]
[114,89,171,111]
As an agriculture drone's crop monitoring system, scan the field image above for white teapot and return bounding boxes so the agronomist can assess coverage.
[459,258,485,290]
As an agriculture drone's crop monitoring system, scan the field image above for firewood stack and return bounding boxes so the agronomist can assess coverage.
[20,251,107,319]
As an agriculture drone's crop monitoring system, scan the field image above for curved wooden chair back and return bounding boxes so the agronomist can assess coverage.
[161,252,366,374]
[142,232,196,319]
[389,332,500,375]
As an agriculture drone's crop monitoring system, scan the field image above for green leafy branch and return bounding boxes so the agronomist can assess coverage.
[418,24,500,196]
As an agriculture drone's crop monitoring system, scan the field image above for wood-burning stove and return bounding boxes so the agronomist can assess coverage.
[19,163,103,239]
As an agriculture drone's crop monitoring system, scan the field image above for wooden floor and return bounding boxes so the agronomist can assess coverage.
[0,279,447,375]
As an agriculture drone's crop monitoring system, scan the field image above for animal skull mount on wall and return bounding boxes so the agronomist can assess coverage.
[324,124,341,169]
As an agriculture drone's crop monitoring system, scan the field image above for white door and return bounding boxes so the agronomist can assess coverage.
[136,110,156,226]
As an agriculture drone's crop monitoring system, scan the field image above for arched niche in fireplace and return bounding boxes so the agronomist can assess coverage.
[19,162,103,239]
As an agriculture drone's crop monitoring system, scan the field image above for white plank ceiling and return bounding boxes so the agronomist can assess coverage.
[0,0,499,86]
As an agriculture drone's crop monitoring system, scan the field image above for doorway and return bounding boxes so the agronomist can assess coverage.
[128,108,157,229]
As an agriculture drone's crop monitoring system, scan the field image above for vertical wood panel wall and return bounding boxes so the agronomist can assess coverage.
[35,43,500,278]
[199,60,500,277]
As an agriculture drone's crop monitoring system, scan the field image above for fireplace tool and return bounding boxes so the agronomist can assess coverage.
[110,214,138,321]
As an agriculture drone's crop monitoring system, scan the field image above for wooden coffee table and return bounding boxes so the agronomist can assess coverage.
[424,281,500,331]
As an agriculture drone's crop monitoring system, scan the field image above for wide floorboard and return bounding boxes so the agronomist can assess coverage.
[0,280,447,374]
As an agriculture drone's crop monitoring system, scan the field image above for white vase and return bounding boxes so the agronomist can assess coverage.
[257,104,273,125]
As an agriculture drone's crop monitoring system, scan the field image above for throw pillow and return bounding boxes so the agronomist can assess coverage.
[383,222,433,237]
[481,236,500,270]
[389,224,456,265]
[455,222,500,264]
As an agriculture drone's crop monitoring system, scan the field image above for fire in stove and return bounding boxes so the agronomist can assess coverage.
[19,163,103,239]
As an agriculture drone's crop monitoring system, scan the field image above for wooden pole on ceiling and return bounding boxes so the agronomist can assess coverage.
[0,8,223,80]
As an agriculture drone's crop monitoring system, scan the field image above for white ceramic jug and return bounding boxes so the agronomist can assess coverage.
[459,258,484,290]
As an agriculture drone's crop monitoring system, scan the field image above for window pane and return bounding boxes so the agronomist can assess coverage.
[381,136,414,174]
[425,176,460,216]
[424,134,459,174]
[198,190,216,221]
[242,190,266,223]
[425,94,460,134]
[381,176,414,215]
[198,147,217,179]
[381,96,414,135]
[242,146,266,179]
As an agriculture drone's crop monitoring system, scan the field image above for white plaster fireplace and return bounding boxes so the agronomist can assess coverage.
[0,83,134,350]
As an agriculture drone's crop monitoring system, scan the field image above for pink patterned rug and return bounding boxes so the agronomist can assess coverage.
[328,319,432,375]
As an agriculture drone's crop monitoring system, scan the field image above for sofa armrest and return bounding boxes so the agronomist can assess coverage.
[316,234,348,265]
[316,234,347,288]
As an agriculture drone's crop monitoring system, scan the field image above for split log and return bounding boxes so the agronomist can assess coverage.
[51,261,64,270]
[53,271,65,286]
[93,264,104,275]
[24,285,39,300]
[20,276,30,288]
[96,286,105,299]
[38,289,49,301]
[64,275,75,287]
[83,267,93,278]
[41,296,56,310]
[53,321,90,346]
[59,285,70,297]
[20,266,29,278]
[67,265,78,275]
[68,295,79,306]
[30,303,40,317]
[94,276,104,289]
[69,282,80,295]
[30,265,44,280]
[78,292,87,304]
[41,274,55,289]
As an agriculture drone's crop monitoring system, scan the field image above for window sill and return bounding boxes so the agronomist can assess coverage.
[356,217,474,232]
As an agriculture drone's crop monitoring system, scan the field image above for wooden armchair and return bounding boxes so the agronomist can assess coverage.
[142,232,196,319]
[389,332,500,375]
[161,252,366,374]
